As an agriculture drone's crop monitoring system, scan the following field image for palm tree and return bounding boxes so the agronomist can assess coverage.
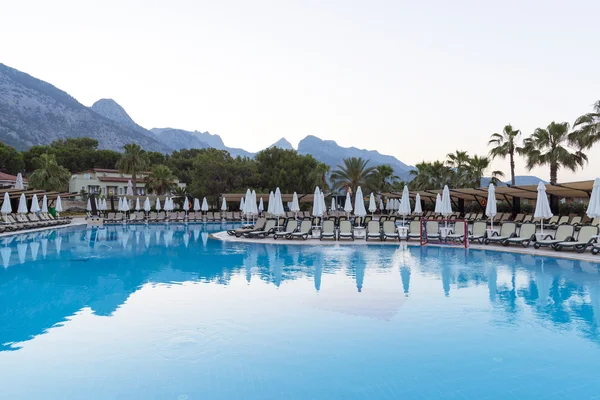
[312,163,331,192]
[116,143,149,195]
[446,150,470,187]
[570,100,600,149]
[466,155,505,187]
[28,153,70,191]
[522,122,587,185]
[145,165,177,195]
[330,157,376,195]
[488,124,522,186]
[371,164,399,193]
[408,161,452,190]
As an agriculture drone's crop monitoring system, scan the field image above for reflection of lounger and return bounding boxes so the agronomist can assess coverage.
[288,220,312,240]
[484,222,516,245]
[502,223,536,248]
[554,226,598,253]
[534,225,574,249]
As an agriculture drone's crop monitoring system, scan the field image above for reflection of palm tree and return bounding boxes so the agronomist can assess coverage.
[400,267,411,296]
[442,264,451,296]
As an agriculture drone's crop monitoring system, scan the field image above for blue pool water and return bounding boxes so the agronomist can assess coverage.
[1,223,600,399]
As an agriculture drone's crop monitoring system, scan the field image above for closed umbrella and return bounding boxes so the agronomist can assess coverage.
[331,197,336,212]
[55,196,63,214]
[378,198,384,212]
[354,186,367,217]
[312,187,323,217]
[291,192,300,219]
[486,183,497,230]
[399,186,411,223]
[221,197,228,212]
[201,197,209,212]
[41,195,48,213]
[250,190,258,222]
[86,198,92,212]
[30,194,40,213]
[266,191,274,214]
[534,182,553,236]
[385,198,391,214]
[155,197,162,211]
[15,173,24,190]
[17,193,28,214]
[239,197,245,216]
[414,193,422,215]
[144,197,151,217]
[434,194,442,215]
[1,192,12,214]
[193,198,200,212]
[273,187,285,217]
[368,193,377,215]
[344,192,353,216]
[586,178,600,219]
[135,197,142,212]
[258,197,264,213]
[126,180,134,196]
[321,193,326,217]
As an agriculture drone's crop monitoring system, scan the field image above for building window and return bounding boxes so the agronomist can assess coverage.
[84,173,90,180]
[118,187,123,195]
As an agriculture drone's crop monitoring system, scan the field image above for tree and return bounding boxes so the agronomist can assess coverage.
[28,153,70,191]
[488,125,523,185]
[165,149,204,184]
[446,150,470,187]
[522,122,587,185]
[371,164,399,193]
[0,142,24,174]
[330,157,376,195]
[466,155,505,187]
[116,143,149,195]
[312,162,331,192]
[570,100,600,149]
[145,165,177,195]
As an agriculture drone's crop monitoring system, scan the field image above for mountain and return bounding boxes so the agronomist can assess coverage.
[150,128,254,158]
[510,175,546,186]
[296,135,414,180]
[90,98,153,138]
[268,138,294,150]
[0,63,171,152]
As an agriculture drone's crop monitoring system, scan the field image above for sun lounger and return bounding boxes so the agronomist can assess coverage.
[407,220,421,241]
[554,225,598,253]
[225,212,233,221]
[512,214,524,223]
[447,222,466,242]
[426,221,440,241]
[468,221,487,244]
[227,218,266,236]
[542,215,559,227]
[273,220,299,239]
[534,225,575,249]
[354,216,363,227]
[156,211,166,222]
[502,222,536,247]
[206,212,214,221]
[484,222,516,245]
[382,220,399,241]
[549,215,569,230]
[288,220,312,240]
[338,220,354,240]
[319,220,336,240]
[245,219,277,238]
[366,220,381,241]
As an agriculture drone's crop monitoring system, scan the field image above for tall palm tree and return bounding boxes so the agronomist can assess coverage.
[28,153,71,191]
[570,100,600,149]
[408,161,433,190]
[116,143,149,195]
[408,161,452,190]
[330,157,376,195]
[488,124,522,186]
[446,150,470,187]
[312,163,331,192]
[371,164,399,193]
[145,165,177,195]
[522,122,587,185]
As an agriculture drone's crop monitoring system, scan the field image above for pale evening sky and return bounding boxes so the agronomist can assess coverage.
[2,0,599,182]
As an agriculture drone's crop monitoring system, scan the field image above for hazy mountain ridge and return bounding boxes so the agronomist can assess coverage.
[91,98,153,138]
[150,128,254,158]
[0,63,171,152]
[268,138,294,150]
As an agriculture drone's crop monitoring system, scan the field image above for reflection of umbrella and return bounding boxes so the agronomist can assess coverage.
[590,283,600,328]
[144,230,151,248]
[155,230,161,244]
[400,266,411,296]
[55,236,62,254]
[534,182,553,235]
[535,265,553,307]
[486,183,497,230]
[164,230,174,247]
[1,192,12,214]
[193,228,200,242]
[414,193,422,214]
[201,232,208,247]
[486,265,497,302]
[442,264,451,296]
[1,247,11,268]
[40,238,48,258]
[31,194,40,213]
[17,193,28,214]
[30,242,40,261]
[354,186,367,217]
[183,232,190,248]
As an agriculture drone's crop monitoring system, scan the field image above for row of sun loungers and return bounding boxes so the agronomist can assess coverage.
[103,211,256,224]
[0,213,70,232]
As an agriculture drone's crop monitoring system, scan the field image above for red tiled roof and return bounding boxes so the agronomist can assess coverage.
[97,177,145,183]
[93,168,119,173]
[0,171,27,182]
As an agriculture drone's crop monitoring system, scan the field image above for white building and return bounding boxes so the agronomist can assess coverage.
[69,168,185,196]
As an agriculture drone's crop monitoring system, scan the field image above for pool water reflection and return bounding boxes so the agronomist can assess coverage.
[1,223,600,399]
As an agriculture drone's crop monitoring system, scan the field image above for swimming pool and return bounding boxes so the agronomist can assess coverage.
[1,223,600,399]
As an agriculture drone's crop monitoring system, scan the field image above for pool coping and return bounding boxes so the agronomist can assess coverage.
[211,230,600,264]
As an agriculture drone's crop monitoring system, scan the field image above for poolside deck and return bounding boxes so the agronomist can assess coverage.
[212,230,600,264]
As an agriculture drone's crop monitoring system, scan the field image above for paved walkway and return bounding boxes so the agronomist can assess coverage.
[212,230,600,264]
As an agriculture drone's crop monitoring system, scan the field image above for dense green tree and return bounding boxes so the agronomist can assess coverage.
[522,122,587,185]
[28,153,70,191]
[370,164,399,193]
[330,157,376,195]
[488,124,523,185]
[147,151,167,166]
[116,143,149,194]
[165,149,204,184]
[254,147,327,193]
[145,165,177,195]
[0,142,25,174]
[570,100,600,149]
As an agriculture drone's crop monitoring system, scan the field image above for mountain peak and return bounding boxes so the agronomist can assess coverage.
[268,138,294,150]
[91,98,136,126]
